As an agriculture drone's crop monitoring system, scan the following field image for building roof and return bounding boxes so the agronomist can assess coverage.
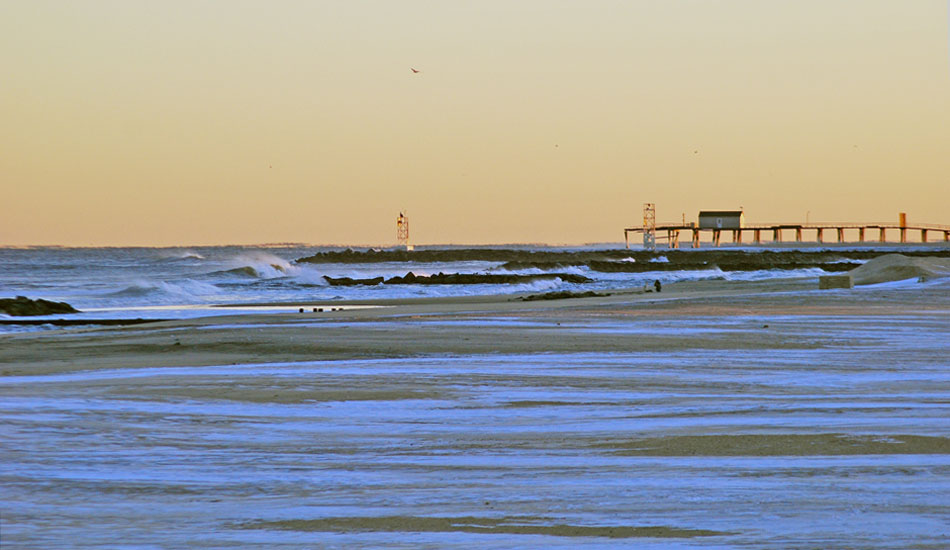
[698,211,744,217]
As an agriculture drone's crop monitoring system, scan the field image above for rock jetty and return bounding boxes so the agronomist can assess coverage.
[0,296,80,316]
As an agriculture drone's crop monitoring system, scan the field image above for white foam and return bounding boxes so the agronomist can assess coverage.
[102,278,224,306]
[228,251,298,279]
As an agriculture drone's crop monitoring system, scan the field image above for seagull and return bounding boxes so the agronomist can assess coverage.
[410,68,420,73]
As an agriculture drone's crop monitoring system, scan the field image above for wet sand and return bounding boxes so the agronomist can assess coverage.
[0,278,883,375]
[2,277,949,548]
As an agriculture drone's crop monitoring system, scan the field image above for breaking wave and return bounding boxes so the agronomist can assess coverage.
[229,251,296,278]
[510,277,566,294]
[488,264,590,277]
[105,279,222,305]
[158,250,206,261]
[207,252,304,280]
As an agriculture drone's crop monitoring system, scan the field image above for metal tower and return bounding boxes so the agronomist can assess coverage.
[643,203,656,251]
[396,211,413,251]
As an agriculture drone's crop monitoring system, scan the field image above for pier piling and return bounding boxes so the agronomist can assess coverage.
[624,216,947,248]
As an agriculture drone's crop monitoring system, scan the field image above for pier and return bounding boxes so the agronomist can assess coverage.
[624,222,950,249]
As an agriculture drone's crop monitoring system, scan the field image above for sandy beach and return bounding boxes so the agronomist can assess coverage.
[2,275,950,548]
[0,276,905,375]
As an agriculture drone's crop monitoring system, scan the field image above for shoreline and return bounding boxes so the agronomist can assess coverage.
[0,276,820,326]
[3,275,948,377]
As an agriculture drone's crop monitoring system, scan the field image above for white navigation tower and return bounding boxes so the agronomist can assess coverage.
[396,211,413,251]
[643,203,657,251]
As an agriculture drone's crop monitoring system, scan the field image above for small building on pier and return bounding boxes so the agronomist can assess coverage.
[698,210,745,230]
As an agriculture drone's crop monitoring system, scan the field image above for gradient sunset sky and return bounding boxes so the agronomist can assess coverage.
[2,1,948,246]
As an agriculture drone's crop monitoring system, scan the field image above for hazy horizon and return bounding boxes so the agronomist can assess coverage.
[3,1,949,246]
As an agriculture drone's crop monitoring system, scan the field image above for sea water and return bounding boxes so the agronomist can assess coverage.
[0,244,932,328]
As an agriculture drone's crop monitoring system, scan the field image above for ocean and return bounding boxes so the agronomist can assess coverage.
[4,243,944,329]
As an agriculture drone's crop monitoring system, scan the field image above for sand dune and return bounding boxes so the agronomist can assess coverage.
[849,254,950,285]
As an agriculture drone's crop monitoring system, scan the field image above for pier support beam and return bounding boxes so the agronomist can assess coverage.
[628,223,948,248]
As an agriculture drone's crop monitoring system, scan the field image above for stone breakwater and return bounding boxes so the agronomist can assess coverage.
[0,296,79,316]
[323,272,592,286]
[297,247,950,273]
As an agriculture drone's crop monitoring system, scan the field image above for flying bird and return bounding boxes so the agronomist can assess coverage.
[410,68,420,73]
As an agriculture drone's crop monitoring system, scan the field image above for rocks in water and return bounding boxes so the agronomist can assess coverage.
[298,247,950,267]
[299,248,596,264]
[0,296,80,316]
[322,272,592,286]
[322,276,385,286]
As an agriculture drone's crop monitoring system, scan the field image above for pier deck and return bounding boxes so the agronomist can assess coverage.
[624,223,950,248]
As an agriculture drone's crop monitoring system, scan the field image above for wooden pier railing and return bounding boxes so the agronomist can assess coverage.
[624,223,950,249]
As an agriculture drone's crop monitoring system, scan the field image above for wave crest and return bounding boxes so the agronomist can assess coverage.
[215,252,298,279]
[105,279,221,303]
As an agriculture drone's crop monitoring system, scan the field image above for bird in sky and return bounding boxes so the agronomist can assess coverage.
[410,68,420,73]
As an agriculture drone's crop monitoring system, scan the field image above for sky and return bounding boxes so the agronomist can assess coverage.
[2,1,948,246]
